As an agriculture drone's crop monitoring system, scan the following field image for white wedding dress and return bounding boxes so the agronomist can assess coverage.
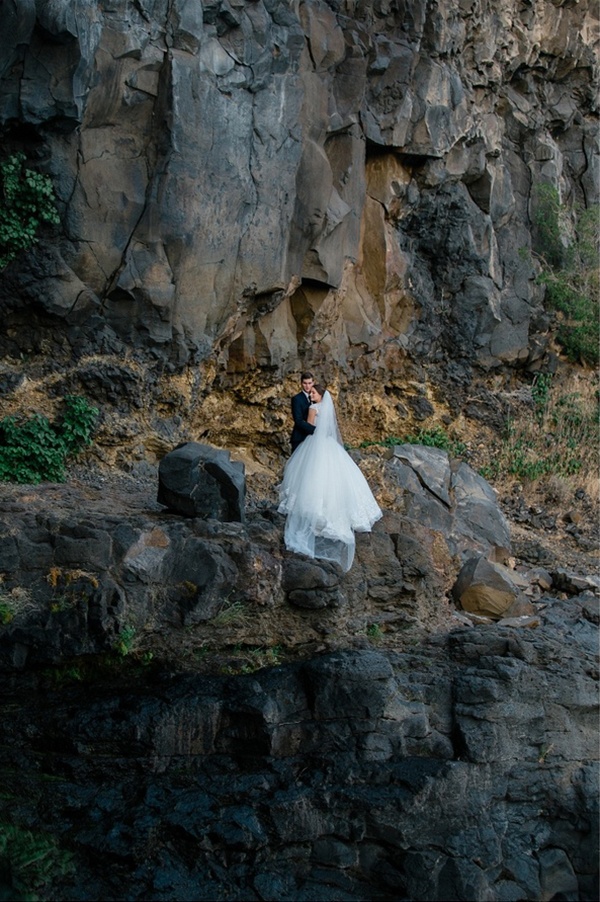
[278,391,382,571]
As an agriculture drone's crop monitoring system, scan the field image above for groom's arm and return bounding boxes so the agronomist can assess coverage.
[291,395,315,436]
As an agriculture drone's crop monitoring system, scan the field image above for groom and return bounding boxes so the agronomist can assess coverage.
[290,371,316,452]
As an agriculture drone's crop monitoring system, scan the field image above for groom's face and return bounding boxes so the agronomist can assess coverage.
[301,378,314,395]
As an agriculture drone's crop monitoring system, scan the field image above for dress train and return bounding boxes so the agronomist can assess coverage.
[278,391,382,571]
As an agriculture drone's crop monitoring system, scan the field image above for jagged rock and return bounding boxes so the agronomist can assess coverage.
[392,444,452,506]
[525,566,553,592]
[0,599,597,900]
[552,568,600,597]
[157,441,246,523]
[385,445,511,563]
[282,556,345,609]
[0,0,596,380]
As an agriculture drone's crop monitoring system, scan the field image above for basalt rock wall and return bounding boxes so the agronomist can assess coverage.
[0,0,597,386]
[0,465,598,901]
[1,595,598,901]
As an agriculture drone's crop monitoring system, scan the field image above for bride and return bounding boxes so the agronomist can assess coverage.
[278,384,382,572]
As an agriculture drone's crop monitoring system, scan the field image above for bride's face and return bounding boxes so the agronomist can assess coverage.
[310,388,322,403]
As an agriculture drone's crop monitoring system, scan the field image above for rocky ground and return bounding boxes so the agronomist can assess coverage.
[2,432,593,677]
[0,437,597,902]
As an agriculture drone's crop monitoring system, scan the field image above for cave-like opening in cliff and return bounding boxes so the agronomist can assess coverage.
[364,138,430,173]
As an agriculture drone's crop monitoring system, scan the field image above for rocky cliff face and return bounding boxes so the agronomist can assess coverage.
[0,6,598,899]
[1,616,597,901]
[0,463,597,901]
[0,0,597,386]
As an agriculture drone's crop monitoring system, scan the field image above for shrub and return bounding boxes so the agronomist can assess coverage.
[0,395,98,484]
[532,184,599,366]
[0,822,74,901]
[0,152,60,270]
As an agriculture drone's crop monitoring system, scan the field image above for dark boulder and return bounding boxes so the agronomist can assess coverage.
[157,441,246,523]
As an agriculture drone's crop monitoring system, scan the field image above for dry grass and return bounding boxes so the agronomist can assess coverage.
[0,577,35,623]
[478,370,598,491]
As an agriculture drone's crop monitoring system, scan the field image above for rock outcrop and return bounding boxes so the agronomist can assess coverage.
[0,444,514,668]
[0,450,597,899]
[0,0,597,383]
[157,441,246,522]
[0,602,597,901]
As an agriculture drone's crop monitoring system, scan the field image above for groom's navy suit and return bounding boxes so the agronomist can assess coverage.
[290,391,315,452]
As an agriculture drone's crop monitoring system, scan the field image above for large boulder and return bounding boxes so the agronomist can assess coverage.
[452,554,531,619]
[157,442,246,523]
[384,444,511,563]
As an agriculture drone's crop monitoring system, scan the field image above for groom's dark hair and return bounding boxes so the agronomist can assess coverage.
[300,371,314,381]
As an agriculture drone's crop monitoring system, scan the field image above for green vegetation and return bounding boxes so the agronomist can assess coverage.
[0,580,34,626]
[532,184,599,366]
[0,152,60,270]
[366,622,384,642]
[39,648,156,688]
[0,822,74,901]
[46,567,99,613]
[41,664,84,686]
[350,372,595,491]
[404,425,467,458]
[354,425,466,459]
[210,599,252,628]
[479,373,598,483]
[114,624,136,657]
[0,395,98,484]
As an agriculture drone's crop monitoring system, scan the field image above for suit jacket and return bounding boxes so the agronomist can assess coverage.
[290,391,315,450]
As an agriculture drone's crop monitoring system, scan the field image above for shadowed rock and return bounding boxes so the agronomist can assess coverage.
[282,556,346,609]
[157,441,246,523]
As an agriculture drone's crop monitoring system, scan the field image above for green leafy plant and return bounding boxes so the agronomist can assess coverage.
[0,395,98,484]
[0,822,74,901]
[0,152,60,270]
[114,625,136,656]
[532,184,599,366]
[366,622,383,642]
[403,426,467,457]
[531,372,553,423]
[57,395,100,456]
[355,425,466,459]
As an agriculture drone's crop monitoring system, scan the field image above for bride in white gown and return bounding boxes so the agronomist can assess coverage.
[278,385,382,572]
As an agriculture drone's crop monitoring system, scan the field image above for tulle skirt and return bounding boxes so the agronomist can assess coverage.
[278,434,382,571]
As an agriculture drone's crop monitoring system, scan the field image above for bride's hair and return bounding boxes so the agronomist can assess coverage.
[312,382,326,397]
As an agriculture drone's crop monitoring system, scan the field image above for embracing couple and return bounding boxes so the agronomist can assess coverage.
[278,371,382,572]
